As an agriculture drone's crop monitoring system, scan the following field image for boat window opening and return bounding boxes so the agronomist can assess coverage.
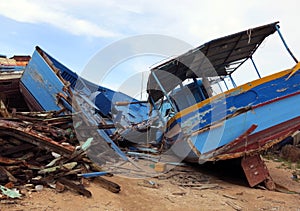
[150,71,178,113]
[203,76,224,96]
[210,82,223,96]
[193,78,206,100]
[149,96,167,124]
[170,87,194,111]
[166,79,210,111]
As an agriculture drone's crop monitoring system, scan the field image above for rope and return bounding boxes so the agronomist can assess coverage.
[247,29,252,44]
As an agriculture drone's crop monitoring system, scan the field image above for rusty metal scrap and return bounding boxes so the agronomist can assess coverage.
[241,154,275,190]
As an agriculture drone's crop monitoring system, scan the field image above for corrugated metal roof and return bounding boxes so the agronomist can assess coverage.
[147,22,279,102]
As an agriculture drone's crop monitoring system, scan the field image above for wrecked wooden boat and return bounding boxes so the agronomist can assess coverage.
[19,46,152,165]
[147,22,300,188]
[20,46,149,122]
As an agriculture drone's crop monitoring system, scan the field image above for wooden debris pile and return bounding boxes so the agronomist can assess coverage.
[0,111,120,200]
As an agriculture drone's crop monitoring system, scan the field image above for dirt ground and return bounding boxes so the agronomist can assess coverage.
[1,158,300,211]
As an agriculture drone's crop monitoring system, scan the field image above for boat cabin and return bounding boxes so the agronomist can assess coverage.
[146,21,298,119]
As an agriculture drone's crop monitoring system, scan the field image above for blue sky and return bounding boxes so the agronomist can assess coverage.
[0,0,299,98]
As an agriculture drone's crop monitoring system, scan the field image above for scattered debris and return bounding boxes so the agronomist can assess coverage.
[164,196,175,203]
[292,172,298,181]
[154,162,166,173]
[0,110,120,198]
[138,180,160,189]
[172,191,187,196]
[225,200,242,211]
[155,167,220,191]
[169,172,210,187]
[222,194,238,200]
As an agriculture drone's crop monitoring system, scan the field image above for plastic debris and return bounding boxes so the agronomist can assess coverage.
[78,172,108,178]
[0,185,21,199]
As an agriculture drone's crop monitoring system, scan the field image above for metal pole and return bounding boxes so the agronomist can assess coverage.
[151,71,178,112]
[223,78,229,90]
[229,75,237,88]
[250,57,261,78]
[275,25,298,63]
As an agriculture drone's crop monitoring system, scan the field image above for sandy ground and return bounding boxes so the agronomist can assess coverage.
[1,159,300,211]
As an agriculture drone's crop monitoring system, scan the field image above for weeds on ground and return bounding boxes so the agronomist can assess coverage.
[263,152,300,182]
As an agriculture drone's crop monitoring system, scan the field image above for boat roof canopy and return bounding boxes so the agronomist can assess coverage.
[147,22,279,102]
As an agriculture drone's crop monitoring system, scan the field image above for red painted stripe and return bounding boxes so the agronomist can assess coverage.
[253,90,300,109]
[225,116,300,154]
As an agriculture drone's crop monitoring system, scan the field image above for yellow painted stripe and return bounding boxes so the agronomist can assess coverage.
[167,65,297,127]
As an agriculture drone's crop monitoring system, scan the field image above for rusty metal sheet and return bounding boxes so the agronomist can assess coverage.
[241,154,274,189]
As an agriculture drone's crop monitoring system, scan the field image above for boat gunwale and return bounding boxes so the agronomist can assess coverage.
[166,66,296,128]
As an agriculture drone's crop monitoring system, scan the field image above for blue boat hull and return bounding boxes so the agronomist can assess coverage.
[166,69,300,162]
[20,47,149,124]
[20,50,67,111]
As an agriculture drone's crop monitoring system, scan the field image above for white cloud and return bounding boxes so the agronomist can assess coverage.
[0,0,118,37]
[1,0,299,44]
[1,0,300,85]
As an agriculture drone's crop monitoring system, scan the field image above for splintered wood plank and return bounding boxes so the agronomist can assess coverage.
[0,98,11,118]
[94,177,121,193]
[57,177,92,197]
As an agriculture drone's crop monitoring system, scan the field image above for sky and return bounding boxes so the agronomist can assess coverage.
[0,0,299,98]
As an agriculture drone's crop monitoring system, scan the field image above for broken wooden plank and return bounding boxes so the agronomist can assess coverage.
[223,194,238,200]
[226,201,242,211]
[0,156,22,165]
[1,143,34,156]
[0,167,8,183]
[0,109,124,198]
[137,180,160,189]
[57,177,91,197]
[0,166,17,183]
[0,119,75,156]
[187,184,219,189]
[0,98,11,118]
[93,177,121,193]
